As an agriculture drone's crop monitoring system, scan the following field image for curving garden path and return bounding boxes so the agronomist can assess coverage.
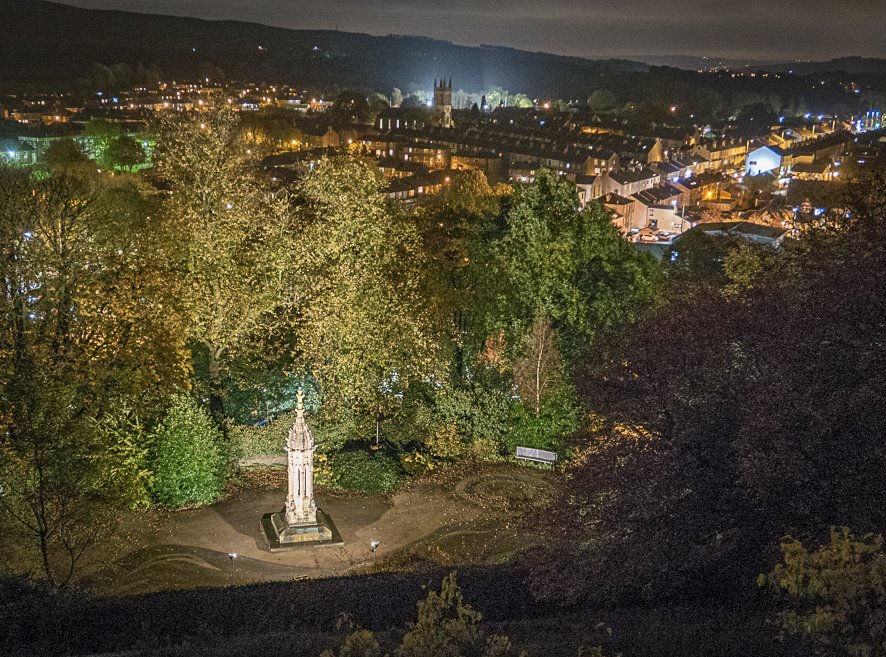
[84,464,556,595]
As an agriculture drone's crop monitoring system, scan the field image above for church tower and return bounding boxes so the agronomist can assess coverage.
[433,77,453,128]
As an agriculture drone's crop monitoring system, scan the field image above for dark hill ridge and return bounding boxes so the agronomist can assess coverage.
[637,54,886,76]
[766,57,886,76]
[7,0,881,98]
[0,0,648,95]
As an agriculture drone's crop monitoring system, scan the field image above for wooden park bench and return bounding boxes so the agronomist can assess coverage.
[515,446,558,464]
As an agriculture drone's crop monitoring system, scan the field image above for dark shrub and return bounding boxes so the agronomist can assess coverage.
[328,449,404,494]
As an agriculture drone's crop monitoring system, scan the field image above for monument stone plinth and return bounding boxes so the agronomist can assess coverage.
[261,389,340,550]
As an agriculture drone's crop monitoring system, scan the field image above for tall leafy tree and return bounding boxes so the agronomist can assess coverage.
[104,135,146,172]
[418,170,507,372]
[40,138,91,173]
[764,528,886,657]
[155,103,297,422]
[0,165,184,584]
[489,169,657,360]
[330,91,371,125]
[295,156,441,415]
[587,89,619,112]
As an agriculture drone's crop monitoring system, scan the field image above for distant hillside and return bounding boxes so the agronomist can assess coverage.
[638,54,886,76]
[0,0,648,96]
[764,57,886,77]
[636,55,779,70]
[3,1,880,107]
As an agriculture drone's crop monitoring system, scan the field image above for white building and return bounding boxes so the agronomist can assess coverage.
[745,145,787,177]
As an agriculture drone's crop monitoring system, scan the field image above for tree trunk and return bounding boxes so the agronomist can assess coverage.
[207,342,226,427]
[533,322,547,416]
[38,527,55,587]
[34,452,57,587]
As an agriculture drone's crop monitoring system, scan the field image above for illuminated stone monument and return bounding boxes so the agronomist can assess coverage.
[261,388,338,549]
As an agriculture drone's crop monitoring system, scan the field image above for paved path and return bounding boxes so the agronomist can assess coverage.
[84,464,555,595]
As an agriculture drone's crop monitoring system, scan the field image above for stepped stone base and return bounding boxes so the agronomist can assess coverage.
[261,509,342,551]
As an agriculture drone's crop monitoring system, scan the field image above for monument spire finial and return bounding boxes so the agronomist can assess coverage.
[296,386,304,414]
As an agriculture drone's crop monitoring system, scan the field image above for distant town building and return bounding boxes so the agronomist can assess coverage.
[433,78,453,129]
[746,144,787,176]
[859,110,882,132]
[0,138,36,165]
[692,138,749,170]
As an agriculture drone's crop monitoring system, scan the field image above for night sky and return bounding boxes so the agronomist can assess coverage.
[55,0,885,61]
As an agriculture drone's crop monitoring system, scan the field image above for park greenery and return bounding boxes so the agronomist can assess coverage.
[0,102,656,584]
[1,98,886,656]
[148,394,229,509]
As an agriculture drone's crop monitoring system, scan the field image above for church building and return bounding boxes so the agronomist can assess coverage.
[433,77,453,129]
